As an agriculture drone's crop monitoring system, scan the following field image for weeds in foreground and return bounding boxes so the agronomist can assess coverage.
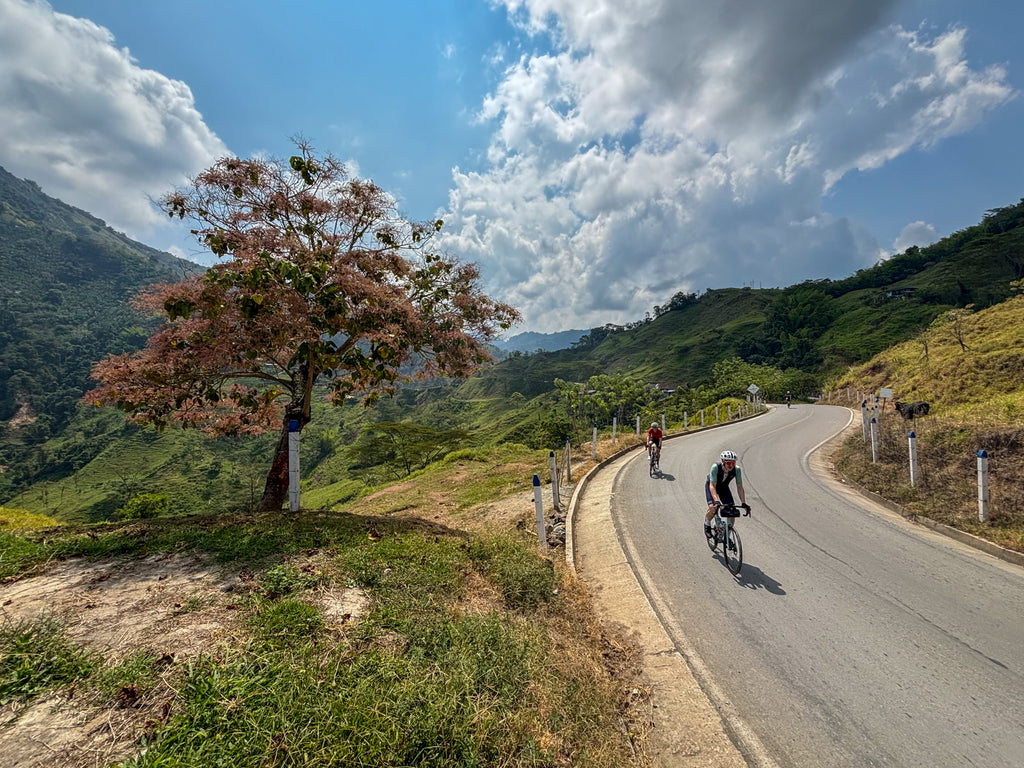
[0,616,99,710]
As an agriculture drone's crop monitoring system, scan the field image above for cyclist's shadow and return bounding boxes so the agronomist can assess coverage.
[654,472,676,481]
[731,562,785,594]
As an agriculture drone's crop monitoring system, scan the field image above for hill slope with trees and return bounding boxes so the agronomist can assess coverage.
[0,164,194,499]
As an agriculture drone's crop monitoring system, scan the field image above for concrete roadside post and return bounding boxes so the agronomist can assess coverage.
[909,431,919,487]
[288,419,300,512]
[871,417,879,463]
[862,400,869,442]
[978,450,990,523]
[612,416,617,445]
[592,426,597,461]
[549,451,560,510]
[533,474,548,552]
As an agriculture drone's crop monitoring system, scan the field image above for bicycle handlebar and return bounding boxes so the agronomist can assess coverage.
[715,502,752,516]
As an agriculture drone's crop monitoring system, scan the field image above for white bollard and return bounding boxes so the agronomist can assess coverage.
[728,404,732,420]
[565,439,572,483]
[870,418,879,464]
[977,450,990,523]
[549,451,560,510]
[636,415,640,437]
[592,426,597,461]
[701,410,705,427]
[684,411,688,430]
[861,401,869,442]
[612,416,617,445]
[661,414,665,434]
[715,405,719,424]
[908,431,918,487]
[533,474,548,552]
[288,419,300,512]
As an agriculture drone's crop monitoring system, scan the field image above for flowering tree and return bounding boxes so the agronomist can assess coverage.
[88,141,518,511]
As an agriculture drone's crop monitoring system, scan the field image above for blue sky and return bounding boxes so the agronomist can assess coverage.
[1,0,1021,334]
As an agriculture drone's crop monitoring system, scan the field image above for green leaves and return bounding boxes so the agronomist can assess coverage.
[164,298,196,321]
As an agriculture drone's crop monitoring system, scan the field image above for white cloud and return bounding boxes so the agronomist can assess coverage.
[0,0,227,247]
[441,0,1015,332]
[891,221,939,254]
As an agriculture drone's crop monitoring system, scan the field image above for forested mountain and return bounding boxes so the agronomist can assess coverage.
[0,165,194,497]
[492,328,588,354]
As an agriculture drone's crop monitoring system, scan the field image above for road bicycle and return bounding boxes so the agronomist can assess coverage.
[705,502,750,575]
[648,443,661,477]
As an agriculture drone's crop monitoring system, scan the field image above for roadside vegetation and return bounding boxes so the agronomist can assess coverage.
[829,292,1024,553]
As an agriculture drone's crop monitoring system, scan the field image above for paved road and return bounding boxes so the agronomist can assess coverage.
[609,405,1024,767]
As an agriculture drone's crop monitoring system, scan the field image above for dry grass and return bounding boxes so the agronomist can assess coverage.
[826,296,1024,553]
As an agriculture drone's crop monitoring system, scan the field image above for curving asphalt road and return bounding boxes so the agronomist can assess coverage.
[606,404,1024,767]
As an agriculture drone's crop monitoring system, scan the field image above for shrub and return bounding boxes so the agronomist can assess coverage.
[118,493,169,520]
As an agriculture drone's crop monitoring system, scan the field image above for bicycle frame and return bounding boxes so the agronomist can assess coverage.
[707,504,744,575]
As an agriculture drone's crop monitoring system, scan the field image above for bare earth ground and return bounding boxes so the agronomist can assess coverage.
[0,553,371,768]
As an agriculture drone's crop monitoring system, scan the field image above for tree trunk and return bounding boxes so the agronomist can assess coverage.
[258,424,291,512]
[257,362,315,512]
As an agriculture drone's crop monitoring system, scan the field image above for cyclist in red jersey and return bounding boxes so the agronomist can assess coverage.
[646,422,663,462]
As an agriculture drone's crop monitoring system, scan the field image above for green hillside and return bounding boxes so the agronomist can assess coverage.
[0,165,195,500]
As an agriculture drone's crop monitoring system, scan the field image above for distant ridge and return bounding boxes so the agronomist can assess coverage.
[494,329,587,353]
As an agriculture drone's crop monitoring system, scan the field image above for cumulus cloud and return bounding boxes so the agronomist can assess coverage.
[442,0,1015,332]
[891,221,939,254]
[0,0,227,246]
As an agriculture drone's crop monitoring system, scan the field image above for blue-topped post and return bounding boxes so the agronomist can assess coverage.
[908,431,919,487]
[861,400,869,442]
[977,450,989,523]
[533,474,548,552]
[288,419,300,512]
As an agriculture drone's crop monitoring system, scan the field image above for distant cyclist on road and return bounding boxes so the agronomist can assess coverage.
[704,450,749,539]
[785,391,792,408]
[646,422,663,463]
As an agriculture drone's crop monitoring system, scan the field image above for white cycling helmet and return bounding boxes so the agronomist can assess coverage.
[651,422,658,428]
[720,450,738,462]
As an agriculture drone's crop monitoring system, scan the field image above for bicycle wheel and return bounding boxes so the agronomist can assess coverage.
[724,526,743,575]
[649,450,657,477]
[705,521,718,552]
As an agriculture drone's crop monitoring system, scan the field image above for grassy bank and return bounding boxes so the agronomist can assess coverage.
[0,437,649,768]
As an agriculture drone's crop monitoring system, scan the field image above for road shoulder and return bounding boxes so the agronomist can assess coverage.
[571,449,747,768]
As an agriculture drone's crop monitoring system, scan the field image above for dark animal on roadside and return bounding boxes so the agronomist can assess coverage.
[894,400,930,419]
